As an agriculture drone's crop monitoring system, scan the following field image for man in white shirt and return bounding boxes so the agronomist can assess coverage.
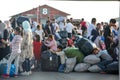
[65,19,74,39]
[87,18,97,38]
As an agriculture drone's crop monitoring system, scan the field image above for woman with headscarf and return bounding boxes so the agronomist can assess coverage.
[0,20,10,60]
[20,21,33,75]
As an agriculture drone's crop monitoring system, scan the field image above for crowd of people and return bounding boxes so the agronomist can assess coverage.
[0,16,119,78]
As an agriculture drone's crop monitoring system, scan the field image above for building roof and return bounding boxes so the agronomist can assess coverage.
[11,4,70,17]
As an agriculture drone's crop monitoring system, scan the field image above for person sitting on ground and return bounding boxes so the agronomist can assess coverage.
[50,45,66,72]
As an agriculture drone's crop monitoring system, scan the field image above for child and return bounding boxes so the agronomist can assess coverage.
[2,27,23,78]
[35,24,44,41]
[44,34,57,51]
[51,45,66,72]
[33,34,42,70]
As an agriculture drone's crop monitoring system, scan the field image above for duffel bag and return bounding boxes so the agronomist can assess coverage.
[84,54,101,64]
[64,47,84,63]
[74,63,90,72]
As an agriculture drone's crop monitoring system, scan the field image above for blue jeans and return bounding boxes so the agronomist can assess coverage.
[96,60,113,71]
[68,33,72,39]
[58,64,65,73]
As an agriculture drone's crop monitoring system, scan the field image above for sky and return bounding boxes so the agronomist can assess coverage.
[0,0,119,23]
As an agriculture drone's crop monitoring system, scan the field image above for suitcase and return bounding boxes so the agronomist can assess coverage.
[41,50,60,71]
[105,61,119,74]
[59,31,68,38]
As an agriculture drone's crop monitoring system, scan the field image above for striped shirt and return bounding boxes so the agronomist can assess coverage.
[11,35,23,53]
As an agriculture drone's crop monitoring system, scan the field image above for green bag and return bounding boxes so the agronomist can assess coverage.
[64,48,84,63]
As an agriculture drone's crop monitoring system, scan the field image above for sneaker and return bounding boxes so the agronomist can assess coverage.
[100,71,106,74]
[28,71,32,75]
[14,74,18,78]
[2,74,10,78]
[21,72,29,76]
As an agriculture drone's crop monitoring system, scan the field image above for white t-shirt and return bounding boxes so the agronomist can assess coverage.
[87,23,96,38]
[52,23,59,32]
[35,29,44,41]
[56,51,66,64]
[66,22,74,33]
[59,22,66,31]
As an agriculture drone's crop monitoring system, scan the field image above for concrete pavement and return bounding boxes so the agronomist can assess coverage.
[0,71,119,80]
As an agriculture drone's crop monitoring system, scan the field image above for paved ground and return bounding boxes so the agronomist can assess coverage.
[0,71,119,80]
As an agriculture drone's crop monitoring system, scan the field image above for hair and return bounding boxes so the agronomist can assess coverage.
[48,34,54,40]
[0,20,2,23]
[110,19,116,24]
[91,47,99,53]
[82,18,84,21]
[97,23,101,27]
[57,45,63,50]
[46,20,50,23]
[91,18,96,23]
[35,34,40,42]
[37,24,40,28]
[67,19,70,23]
[15,27,23,37]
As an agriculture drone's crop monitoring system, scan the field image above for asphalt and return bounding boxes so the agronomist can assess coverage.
[0,71,119,80]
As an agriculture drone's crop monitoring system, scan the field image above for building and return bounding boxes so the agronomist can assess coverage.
[11,4,70,24]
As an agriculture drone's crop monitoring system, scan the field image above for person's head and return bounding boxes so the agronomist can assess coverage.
[57,45,63,51]
[22,21,31,32]
[14,27,23,36]
[92,47,100,55]
[91,18,96,25]
[82,18,84,21]
[101,22,104,25]
[46,20,51,26]
[48,34,54,41]
[51,18,55,23]
[96,23,101,30]
[109,19,116,27]
[34,34,40,42]
[37,24,42,30]
[70,18,73,22]
[0,20,2,23]
[67,19,70,23]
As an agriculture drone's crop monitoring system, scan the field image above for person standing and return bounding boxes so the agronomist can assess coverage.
[35,24,44,41]
[33,34,42,70]
[44,20,54,37]
[2,27,23,78]
[87,18,97,38]
[0,20,10,60]
[104,19,117,60]
[65,19,74,39]
[21,21,33,75]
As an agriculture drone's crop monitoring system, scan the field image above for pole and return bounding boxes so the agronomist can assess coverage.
[37,6,39,23]
[118,2,120,78]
